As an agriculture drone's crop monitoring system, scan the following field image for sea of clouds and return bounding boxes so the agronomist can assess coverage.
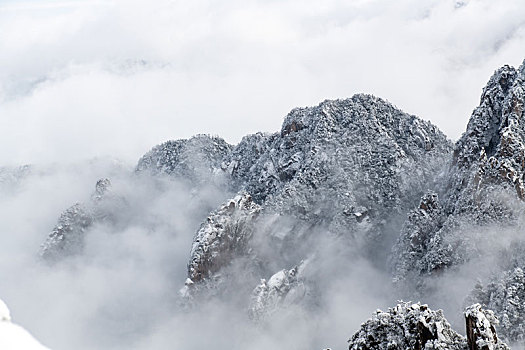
[2,1,525,349]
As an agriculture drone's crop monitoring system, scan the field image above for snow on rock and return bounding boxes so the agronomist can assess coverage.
[348,302,509,350]
[0,298,51,350]
[348,302,467,350]
[0,165,31,195]
[40,178,119,261]
[92,177,111,201]
[224,132,276,196]
[225,95,452,248]
[249,261,308,321]
[392,62,525,286]
[465,304,509,350]
[28,58,525,347]
[40,203,93,261]
[135,134,232,185]
[40,95,452,271]
[129,94,452,314]
[185,193,261,290]
[178,95,451,310]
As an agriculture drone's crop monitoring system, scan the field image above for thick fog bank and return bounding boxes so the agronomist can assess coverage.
[0,157,416,349]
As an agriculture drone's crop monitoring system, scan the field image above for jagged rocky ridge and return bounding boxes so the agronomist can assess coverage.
[465,304,510,350]
[43,94,452,287]
[41,178,114,260]
[136,134,232,186]
[226,95,451,244]
[182,95,453,302]
[392,62,525,283]
[391,60,525,344]
[0,298,50,350]
[348,302,508,350]
[38,60,525,347]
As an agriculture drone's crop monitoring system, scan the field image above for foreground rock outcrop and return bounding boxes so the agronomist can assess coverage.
[348,302,508,350]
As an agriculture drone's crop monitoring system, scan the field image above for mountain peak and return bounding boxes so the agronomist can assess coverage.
[454,64,524,167]
[135,134,232,182]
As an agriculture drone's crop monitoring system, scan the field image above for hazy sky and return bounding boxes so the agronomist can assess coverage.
[1,0,525,165]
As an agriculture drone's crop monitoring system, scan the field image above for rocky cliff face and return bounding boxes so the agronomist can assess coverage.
[41,178,114,261]
[226,95,452,246]
[467,268,525,345]
[44,93,452,293]
[181,95,452,309]
[348,302,467,350]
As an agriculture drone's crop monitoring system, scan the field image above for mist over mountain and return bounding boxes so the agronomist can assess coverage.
[3,0,525,167]
[2,59,525,349]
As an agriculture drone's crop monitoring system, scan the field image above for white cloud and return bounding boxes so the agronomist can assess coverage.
[2,2,525,348]
[1,0,524,165]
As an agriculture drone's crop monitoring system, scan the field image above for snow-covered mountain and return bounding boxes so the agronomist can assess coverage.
[35,59,525,348]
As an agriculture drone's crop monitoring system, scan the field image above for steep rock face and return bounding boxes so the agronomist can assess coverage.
[33,59,525,346]
[468,267,525,344]
[225,95,452,249]
[42,94,453,331]
[179,95,451,304]
[0,298,51,350]
[136,134,232,184]
[0,165,31,195]
[348,303,509,350]
[392,62,525,284]
[40,178,117,260]
[184,193,261,293]
[390,191,445,286]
